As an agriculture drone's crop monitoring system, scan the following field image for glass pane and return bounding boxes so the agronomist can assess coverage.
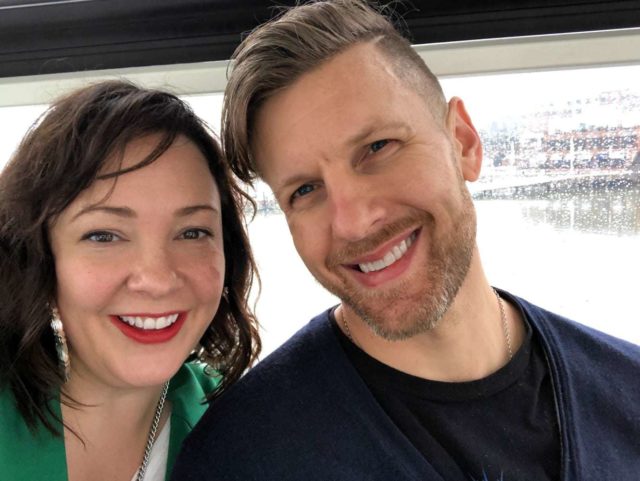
[185,67,640,354]
[2,64,637,358]
[242,64,640,355]
[0,104,48,171]
[442,65,640,344]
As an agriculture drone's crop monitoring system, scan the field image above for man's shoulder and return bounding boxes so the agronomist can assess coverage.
[239,307,339,389]
[170,308,432,481]
[512,292,639,353]
[506,290,640,378]
[171,308,366,478]
[189,308,343,430]
[507,291,640,472]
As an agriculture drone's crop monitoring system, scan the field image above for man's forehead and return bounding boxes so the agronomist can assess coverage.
[253,45,407,138]
[250,43,438,185]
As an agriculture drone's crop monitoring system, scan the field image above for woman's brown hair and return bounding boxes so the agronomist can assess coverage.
[0,80,260,434]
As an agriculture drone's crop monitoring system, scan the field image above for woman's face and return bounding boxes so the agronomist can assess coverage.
[49,134,225,390]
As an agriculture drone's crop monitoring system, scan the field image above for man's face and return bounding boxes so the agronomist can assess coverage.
[253,43,482,340]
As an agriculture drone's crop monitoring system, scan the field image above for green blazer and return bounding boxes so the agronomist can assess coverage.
[0,363,217,481]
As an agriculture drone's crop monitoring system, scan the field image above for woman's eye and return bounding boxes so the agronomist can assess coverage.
[291,184,315,201]
[83,231,119,243]
[370,139,389,153]
[180,228,212,240]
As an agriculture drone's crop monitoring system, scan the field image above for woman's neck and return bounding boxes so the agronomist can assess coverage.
[60,373,171,481]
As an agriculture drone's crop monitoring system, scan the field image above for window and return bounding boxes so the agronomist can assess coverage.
[2,30,638,356]
[442,66,640,345]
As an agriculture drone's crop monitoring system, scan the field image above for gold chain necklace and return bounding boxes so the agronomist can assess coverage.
[493,288,513,360]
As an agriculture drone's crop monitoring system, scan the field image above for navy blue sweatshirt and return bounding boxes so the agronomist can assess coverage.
[172,292,640,481]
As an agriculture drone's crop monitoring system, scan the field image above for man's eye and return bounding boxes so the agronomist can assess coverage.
[292,184,315,200]
[83,231,119,243]
[370,139,389,153]
[180,228,212,240]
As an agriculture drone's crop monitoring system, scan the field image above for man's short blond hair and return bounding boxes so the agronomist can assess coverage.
[222,0,447,183]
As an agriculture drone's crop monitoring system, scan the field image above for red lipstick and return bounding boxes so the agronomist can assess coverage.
[110,312,187,344]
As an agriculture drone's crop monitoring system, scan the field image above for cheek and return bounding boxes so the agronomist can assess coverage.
[54,255,124,315]
[397,161,459,211]
[180,250,226,304]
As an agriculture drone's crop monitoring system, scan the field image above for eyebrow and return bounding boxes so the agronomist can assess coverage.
[71,204,219,222]
[175,205,220,217]
[345,120,411,147]
[71,205,134,221]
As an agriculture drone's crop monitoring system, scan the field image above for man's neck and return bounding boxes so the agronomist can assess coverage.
[337,284,525,382]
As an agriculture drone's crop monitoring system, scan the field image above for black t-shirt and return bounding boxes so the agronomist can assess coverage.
[331,302,560,481]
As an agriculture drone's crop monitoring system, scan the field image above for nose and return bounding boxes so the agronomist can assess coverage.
[327,172,386,242]
[126,245,183,297]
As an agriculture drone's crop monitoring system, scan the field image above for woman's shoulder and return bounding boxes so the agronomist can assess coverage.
[171,362,220,396]
[0,387,67,480]
[166,362,219,473]
[168,362,219,424]
[0,385,20,429]
[0,385,39,438]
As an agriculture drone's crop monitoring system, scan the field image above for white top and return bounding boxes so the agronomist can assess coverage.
[130,418,171,481]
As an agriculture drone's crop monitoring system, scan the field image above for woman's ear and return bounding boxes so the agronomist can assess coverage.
[446,96,483,182]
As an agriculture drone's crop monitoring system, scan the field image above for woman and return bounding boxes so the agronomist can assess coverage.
[0,81,261,480]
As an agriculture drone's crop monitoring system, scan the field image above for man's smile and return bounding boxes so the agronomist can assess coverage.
[355,230,418,273]
[335,227,422,289]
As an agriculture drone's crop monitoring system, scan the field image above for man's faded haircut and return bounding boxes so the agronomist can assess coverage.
[222,0,447,184]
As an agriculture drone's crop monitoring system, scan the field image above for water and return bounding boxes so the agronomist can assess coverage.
[476,187,640,345]
[248,187,640,357]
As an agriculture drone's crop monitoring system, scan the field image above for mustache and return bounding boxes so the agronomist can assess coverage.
[327,212,432,267]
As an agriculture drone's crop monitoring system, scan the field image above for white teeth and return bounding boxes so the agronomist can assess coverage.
[358,231,417,274]
[382,251,395,266]
[119,314,179,330]
[399,239,408,255]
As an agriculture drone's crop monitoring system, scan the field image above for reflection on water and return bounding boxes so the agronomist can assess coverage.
[519,187,640,235]
[475,189,639,346]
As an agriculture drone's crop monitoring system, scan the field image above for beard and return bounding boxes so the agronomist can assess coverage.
[315,181,477,341]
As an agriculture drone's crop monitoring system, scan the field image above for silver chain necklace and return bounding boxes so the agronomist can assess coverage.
[340,288,513,361]
[135,380,170,481]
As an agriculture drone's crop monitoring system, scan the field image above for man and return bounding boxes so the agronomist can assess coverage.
[172,1,640,480]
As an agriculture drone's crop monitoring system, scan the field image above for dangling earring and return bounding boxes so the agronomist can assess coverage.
[51,307,71,382]
[192,343,206,362]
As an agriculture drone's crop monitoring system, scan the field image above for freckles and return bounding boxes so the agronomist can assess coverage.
[57,255,127,307]
[188,254,225,286]
[57,260,97,293]
[194,268,224,306]
[56,278,112,317]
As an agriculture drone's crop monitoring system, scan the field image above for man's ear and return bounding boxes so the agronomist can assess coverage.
[445,97,483,182]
